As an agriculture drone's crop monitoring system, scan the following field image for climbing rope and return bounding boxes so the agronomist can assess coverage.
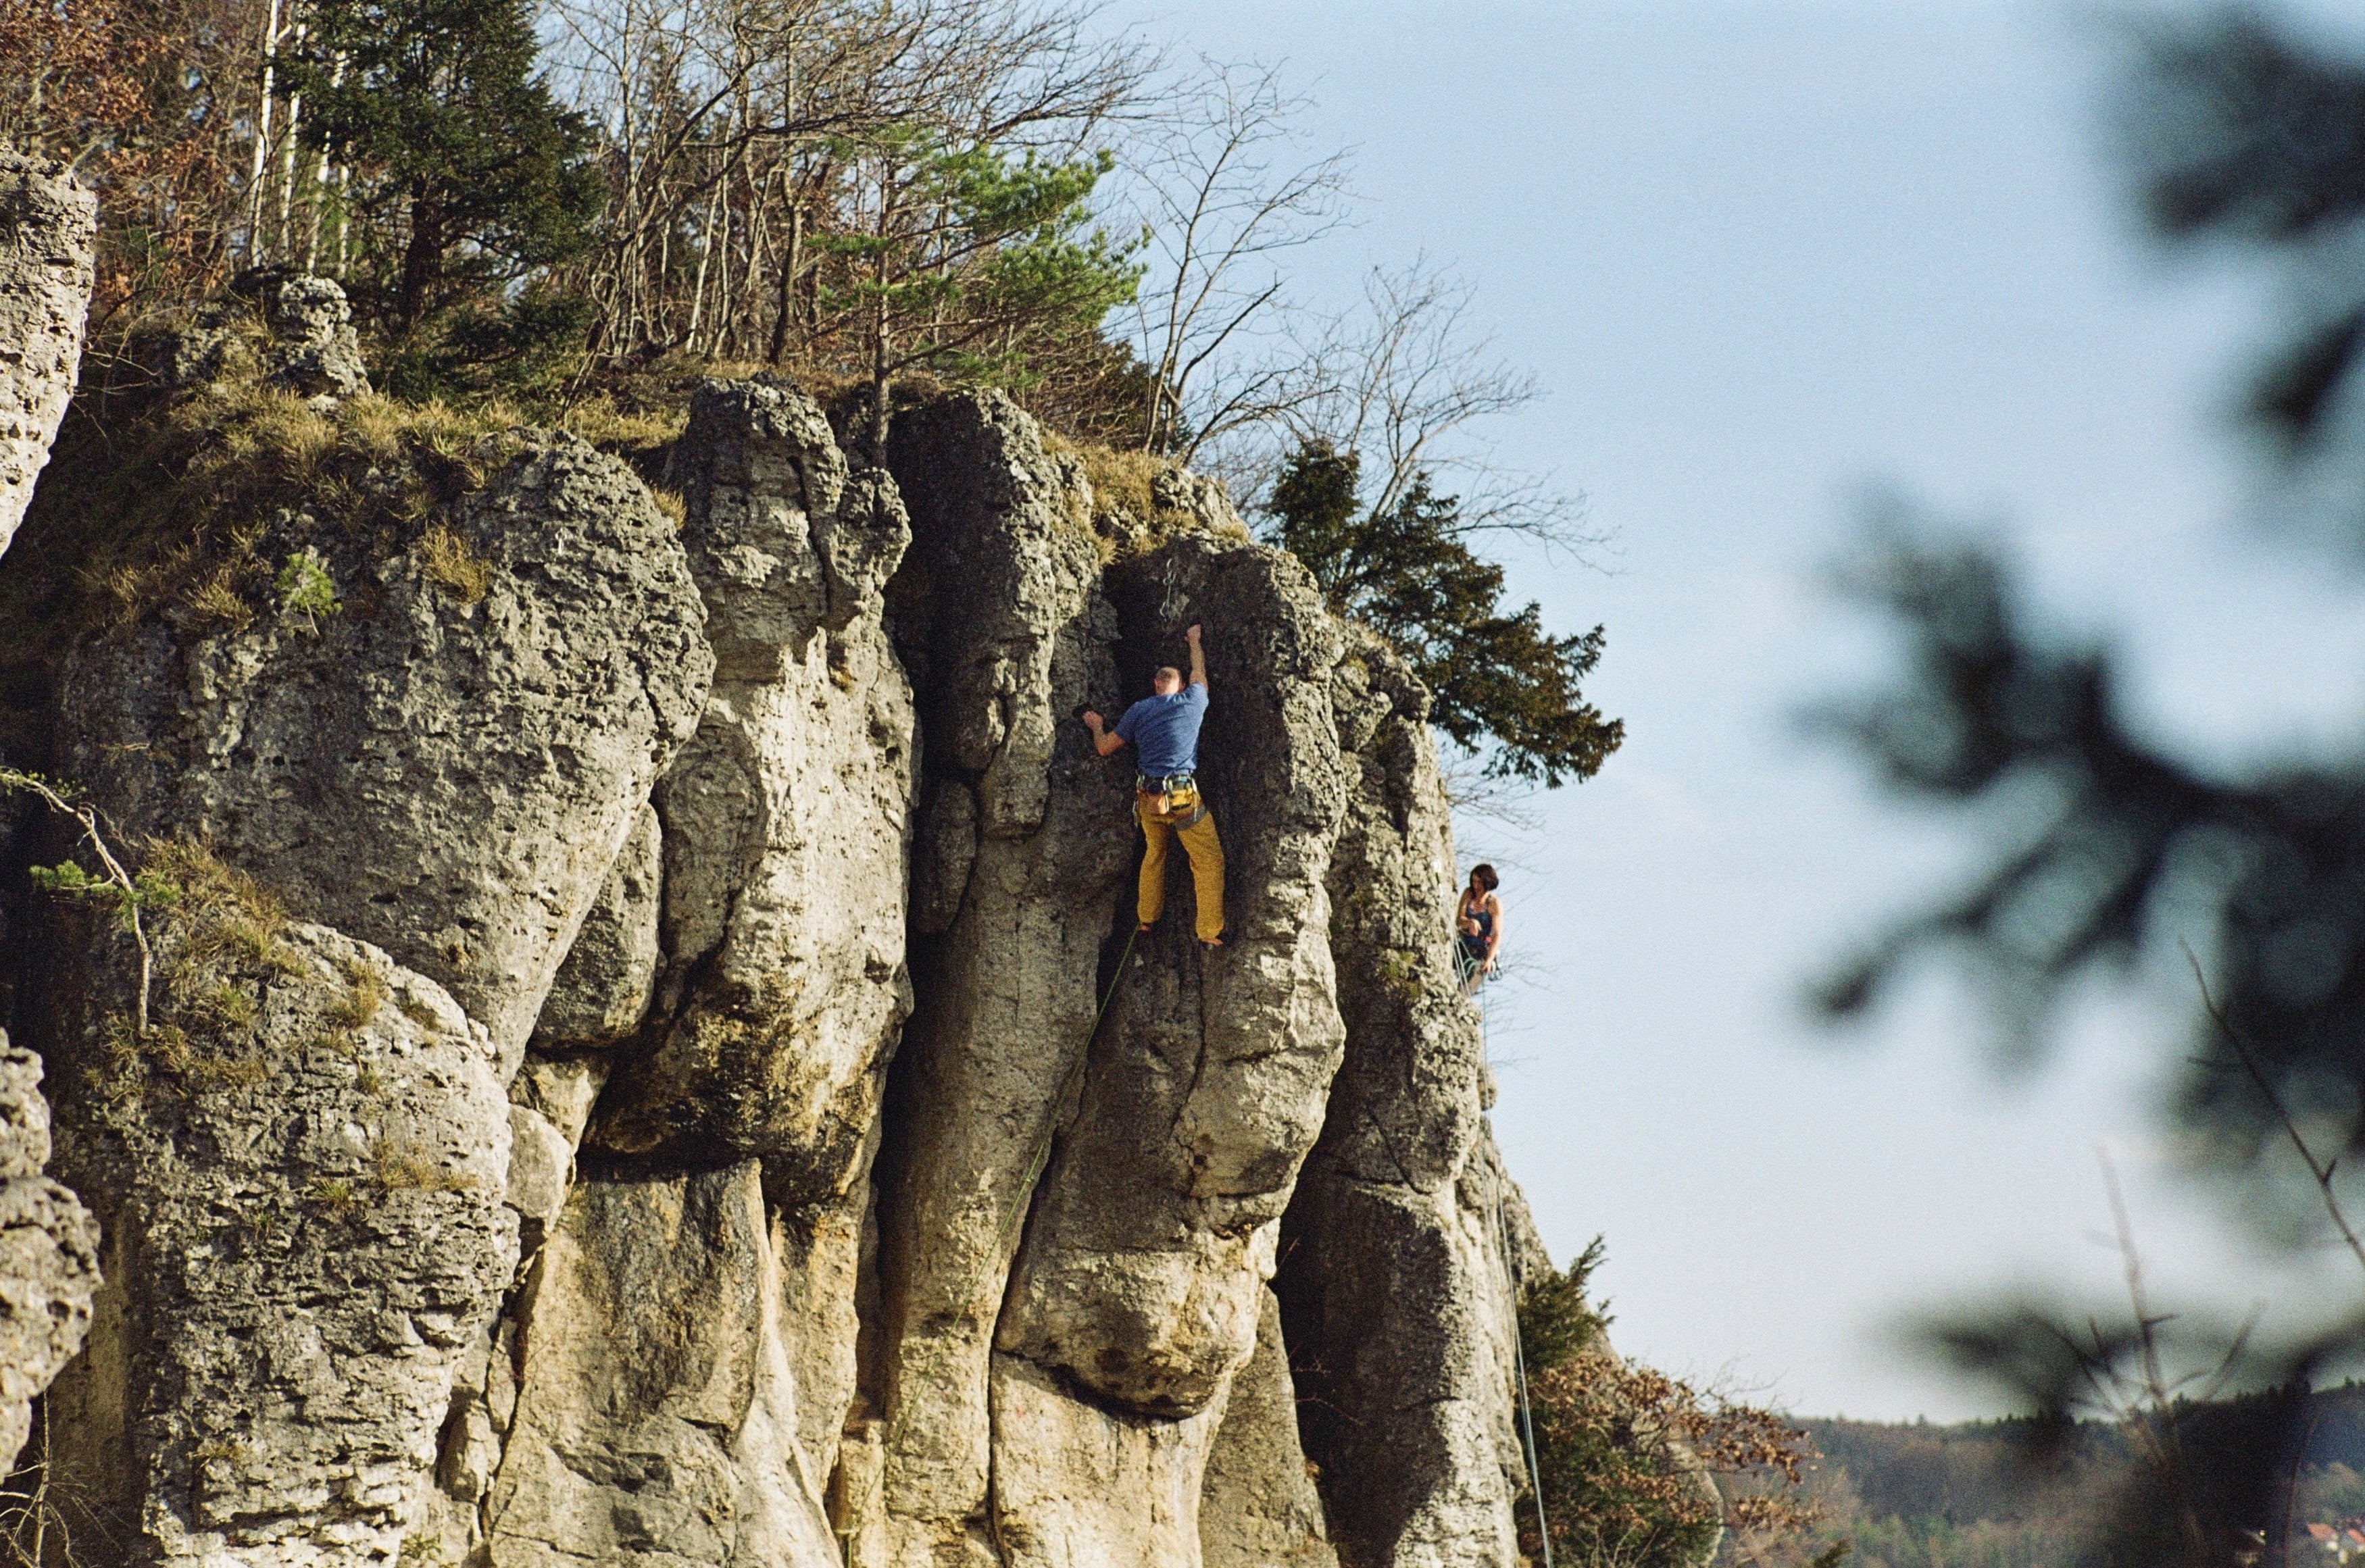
[1480,983,1555,1567]
[996,922,1141,1255]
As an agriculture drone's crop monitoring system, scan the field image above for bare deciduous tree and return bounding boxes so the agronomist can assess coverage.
[1112,55,1351,461]
[539,0,1152,377]
[1283,259,1599,554]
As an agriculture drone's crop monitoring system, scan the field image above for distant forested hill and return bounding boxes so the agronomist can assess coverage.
[1769,1388,2365,1568]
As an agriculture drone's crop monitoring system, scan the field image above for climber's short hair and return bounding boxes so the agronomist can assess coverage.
[1470,863,1499,892]
[1155,665,1182,686]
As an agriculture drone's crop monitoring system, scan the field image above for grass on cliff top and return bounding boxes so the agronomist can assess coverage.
[0,380,510,740]
[1037,433,1250,564]
[0,330,1230,758]
[0,353,687,761]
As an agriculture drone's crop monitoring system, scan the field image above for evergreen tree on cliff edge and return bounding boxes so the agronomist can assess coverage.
[1268,438,1622,786]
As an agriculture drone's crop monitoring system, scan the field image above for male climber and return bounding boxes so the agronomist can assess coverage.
[1082,624,1226,947]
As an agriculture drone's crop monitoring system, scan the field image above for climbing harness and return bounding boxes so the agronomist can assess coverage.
[1455,890,1497,994]
[996,922,1142,1255]
[1480,984,1555,1566]
[1137,773,1205,826]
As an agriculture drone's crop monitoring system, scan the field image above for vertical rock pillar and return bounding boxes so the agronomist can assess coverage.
[0,152,96,562]
[1277,629,1530,1568]
[868,393,1134,1565]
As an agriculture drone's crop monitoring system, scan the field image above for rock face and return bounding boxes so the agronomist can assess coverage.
[262,274,372,401]
[424,377,920,1567]
[7,380,718,1561]
[484,1163,841,1567]
[0,153,97,563]
[1277,626,1532,1568]
[38,915,516,1568]
[978,536,1351,1564]
[866,393,1134,1565]
[1199,1290,1337,1568]
[0,366,1575,1566]
[56,430,714,1065]
[0,1035,100,1475]
[588,377,916,1177]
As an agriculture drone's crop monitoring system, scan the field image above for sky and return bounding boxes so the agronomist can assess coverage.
[1101,0,2365,1421]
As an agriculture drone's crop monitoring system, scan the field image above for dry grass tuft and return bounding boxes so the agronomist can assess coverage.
[1039,432,1245,563]
[558,395,686,455]
[1071,442,1162,522]
[396,994,447,1031]
[328,962,386,1030]
[373,1144,487,1194]
[183,563,259,631]
[417,526,495,604]
[146,838,292,974]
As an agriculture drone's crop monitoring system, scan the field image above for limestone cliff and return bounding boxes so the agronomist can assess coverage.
[0,153,96,562]
[0,149,103,1483]
[0,301,1560,1567]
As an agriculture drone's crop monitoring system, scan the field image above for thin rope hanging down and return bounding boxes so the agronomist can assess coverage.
[996,922,1141,1255]
[1481,986,1555,1567]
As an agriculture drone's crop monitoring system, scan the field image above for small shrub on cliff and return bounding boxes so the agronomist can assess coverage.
[274,549,343,631]
[1520,1236,1610,1369]
[1517,1244,1837,1568]
[51,838,305,1103]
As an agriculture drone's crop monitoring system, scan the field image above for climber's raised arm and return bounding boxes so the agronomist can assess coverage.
[1186,623,1207,688]
[1081,709,1126,757]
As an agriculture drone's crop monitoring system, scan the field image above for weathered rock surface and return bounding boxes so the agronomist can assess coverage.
[483,1163,839,1568]
[57,431,714,1065]
[1277,628,1528,1568]
[0,153,96,563]
[424,378,918,1567]
[977,536,1351,1559]
[39,917,514,1568]
[0,1035,100,1474]
[527,802,664,1055]
[589,377,916,1178]
[1199,1288,1337,1568]
[864,393,1134,1563]
[1,370,1591,1568]
[997,537,1350,1375]
[262,274,371,400]
[5,399,717,1563]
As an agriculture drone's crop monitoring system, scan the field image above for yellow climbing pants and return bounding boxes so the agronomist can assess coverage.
[1137,790,1226,942]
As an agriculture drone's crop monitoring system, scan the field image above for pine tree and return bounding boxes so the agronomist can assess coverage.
[823,131,1142,455]
[1267,439,1623,786]
[289,0,601,330]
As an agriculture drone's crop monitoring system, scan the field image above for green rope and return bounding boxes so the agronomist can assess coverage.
[996,921,1141,1255]
[1482,986,1554,1567]
[1502,1201,1555,1568]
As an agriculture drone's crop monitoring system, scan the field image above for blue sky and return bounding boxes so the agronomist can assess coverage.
[1103,0,2365,1419]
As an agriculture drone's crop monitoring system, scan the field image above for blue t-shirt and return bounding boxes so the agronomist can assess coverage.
[1114,683,1208,778]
